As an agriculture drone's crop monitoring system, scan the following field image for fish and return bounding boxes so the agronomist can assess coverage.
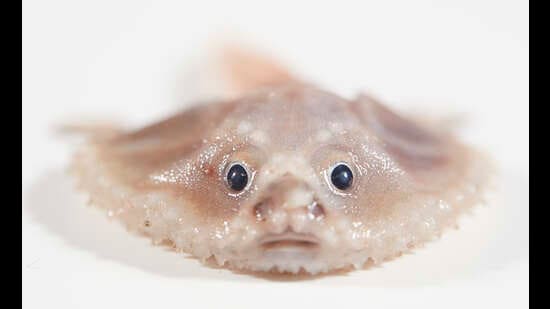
[70,45,491,275]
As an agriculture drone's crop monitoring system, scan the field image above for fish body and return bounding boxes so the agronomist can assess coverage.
[72,47,490,274]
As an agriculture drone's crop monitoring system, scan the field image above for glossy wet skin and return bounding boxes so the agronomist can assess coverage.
[101,86,412,221]
[74,83,487,273]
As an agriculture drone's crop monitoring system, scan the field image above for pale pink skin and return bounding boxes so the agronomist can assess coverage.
[71,50,490,274]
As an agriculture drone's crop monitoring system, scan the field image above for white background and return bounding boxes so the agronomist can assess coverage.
[22,0,529,308]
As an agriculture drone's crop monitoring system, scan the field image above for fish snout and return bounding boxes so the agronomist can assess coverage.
[251,176,325,224]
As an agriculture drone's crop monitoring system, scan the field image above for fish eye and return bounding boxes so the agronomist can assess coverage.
[330,163,353,190]
[226,163,249,192]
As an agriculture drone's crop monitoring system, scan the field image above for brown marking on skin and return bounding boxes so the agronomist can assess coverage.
[204,166,215,176]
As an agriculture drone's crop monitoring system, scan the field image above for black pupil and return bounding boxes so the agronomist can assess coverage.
[330,164,353,190]
[227,164,248,191]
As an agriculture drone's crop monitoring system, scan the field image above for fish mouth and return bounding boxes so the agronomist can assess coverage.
[260,232,320,251]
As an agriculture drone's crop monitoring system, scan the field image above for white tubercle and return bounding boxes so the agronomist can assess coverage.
[315,129,332,142]
[236,120,253,135]
[250,130,268,144]
[285,188,314,209]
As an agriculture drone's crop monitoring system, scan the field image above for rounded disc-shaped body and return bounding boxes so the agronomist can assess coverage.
[72,84,490,274]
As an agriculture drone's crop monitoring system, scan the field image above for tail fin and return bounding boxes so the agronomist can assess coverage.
[215,43,298,96]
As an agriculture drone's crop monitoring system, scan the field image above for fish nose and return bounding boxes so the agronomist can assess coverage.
[252,177,325,222]
[252,197,326,222]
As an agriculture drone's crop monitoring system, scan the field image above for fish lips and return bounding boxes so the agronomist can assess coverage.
[259,231,321,252]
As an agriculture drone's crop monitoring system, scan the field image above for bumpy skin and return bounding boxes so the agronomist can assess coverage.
[71,82,490,274]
